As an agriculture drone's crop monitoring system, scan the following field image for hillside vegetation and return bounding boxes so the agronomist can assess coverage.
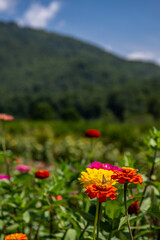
[0,21,160,120]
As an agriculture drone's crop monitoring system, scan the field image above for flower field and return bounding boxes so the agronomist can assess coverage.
[0,116,160,239]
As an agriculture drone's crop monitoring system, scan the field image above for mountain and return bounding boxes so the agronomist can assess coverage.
[0,21,160,120]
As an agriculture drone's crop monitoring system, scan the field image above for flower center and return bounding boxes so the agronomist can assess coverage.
[96,184,108,191]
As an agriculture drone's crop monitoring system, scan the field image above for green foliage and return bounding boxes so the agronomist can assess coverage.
[1,111,160,238]
[60,108,81,121]
[0,22,160,120]
[31,102,54,120]
[147,97,160,119]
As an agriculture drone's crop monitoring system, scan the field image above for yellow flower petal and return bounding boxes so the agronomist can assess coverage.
[78,168,117,187]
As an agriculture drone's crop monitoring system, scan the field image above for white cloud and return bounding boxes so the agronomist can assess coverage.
[127,51,155,61]
[127,51,160,65]
[0,0,8,11]
[104,44,112,52]
[17,1,61,29]
[0,0,16,13]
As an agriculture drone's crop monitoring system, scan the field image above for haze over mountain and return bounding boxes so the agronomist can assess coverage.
[0,21,160,120]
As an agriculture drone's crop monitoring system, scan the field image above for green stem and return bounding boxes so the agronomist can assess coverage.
[124,183,134,240]
[96,202,101,239]
[89,138,95,163]
[79,223,89,240]
[50,211,53,235]
[93,198,100,240]
[149,149,157,180]
[35,223,41,240]
[1,121,6,152]
[108,231,112,240]
[1,121,10,179]
[132,149,157,237]
[140,149,157,207]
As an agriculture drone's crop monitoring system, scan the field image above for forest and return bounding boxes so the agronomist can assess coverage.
[0,21,160,122]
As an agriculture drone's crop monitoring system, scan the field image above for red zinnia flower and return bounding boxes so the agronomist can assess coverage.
[85,129,100,138]
[128,200,140,215]
[4,233,28,240]
[0,113,14,121]
[35,170,50,179]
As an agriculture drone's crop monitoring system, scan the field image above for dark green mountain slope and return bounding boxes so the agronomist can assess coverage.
[0,21,160,120]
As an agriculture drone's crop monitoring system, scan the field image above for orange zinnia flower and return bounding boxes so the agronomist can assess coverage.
[35,170,50,179]
[56,195,63,201]
[112,167,143,185]
[78,168,118,202]
[4,233,28,240]
[129,196,135,199]
[52,195,63,201]
[85,184,118,202]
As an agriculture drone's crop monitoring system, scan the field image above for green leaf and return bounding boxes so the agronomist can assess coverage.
[72,207,111,232]
[118,216,127,230]
[23,211,30,223]
[0,220,3,229]
[140,197,151,213]
[150,138,157,147]
[105,199,122,219]
[117,231,130,240]
[134,230,153,239]
[6,224,19,233]
[77,209,94,223]
[61,212,81,236]
[63,229,77,240]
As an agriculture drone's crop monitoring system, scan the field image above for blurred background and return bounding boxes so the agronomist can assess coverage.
[0,0,160,123]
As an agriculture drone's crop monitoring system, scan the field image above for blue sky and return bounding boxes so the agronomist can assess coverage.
[0,0,159,64]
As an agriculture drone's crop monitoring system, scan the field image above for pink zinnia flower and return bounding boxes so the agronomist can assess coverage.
[88,161,123,172]
[16,165,31,173]
[69,191,79,195]
[88,161,104,169]
[0,114,14,121]
[104,163,123,172]
[0,174,10,180]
